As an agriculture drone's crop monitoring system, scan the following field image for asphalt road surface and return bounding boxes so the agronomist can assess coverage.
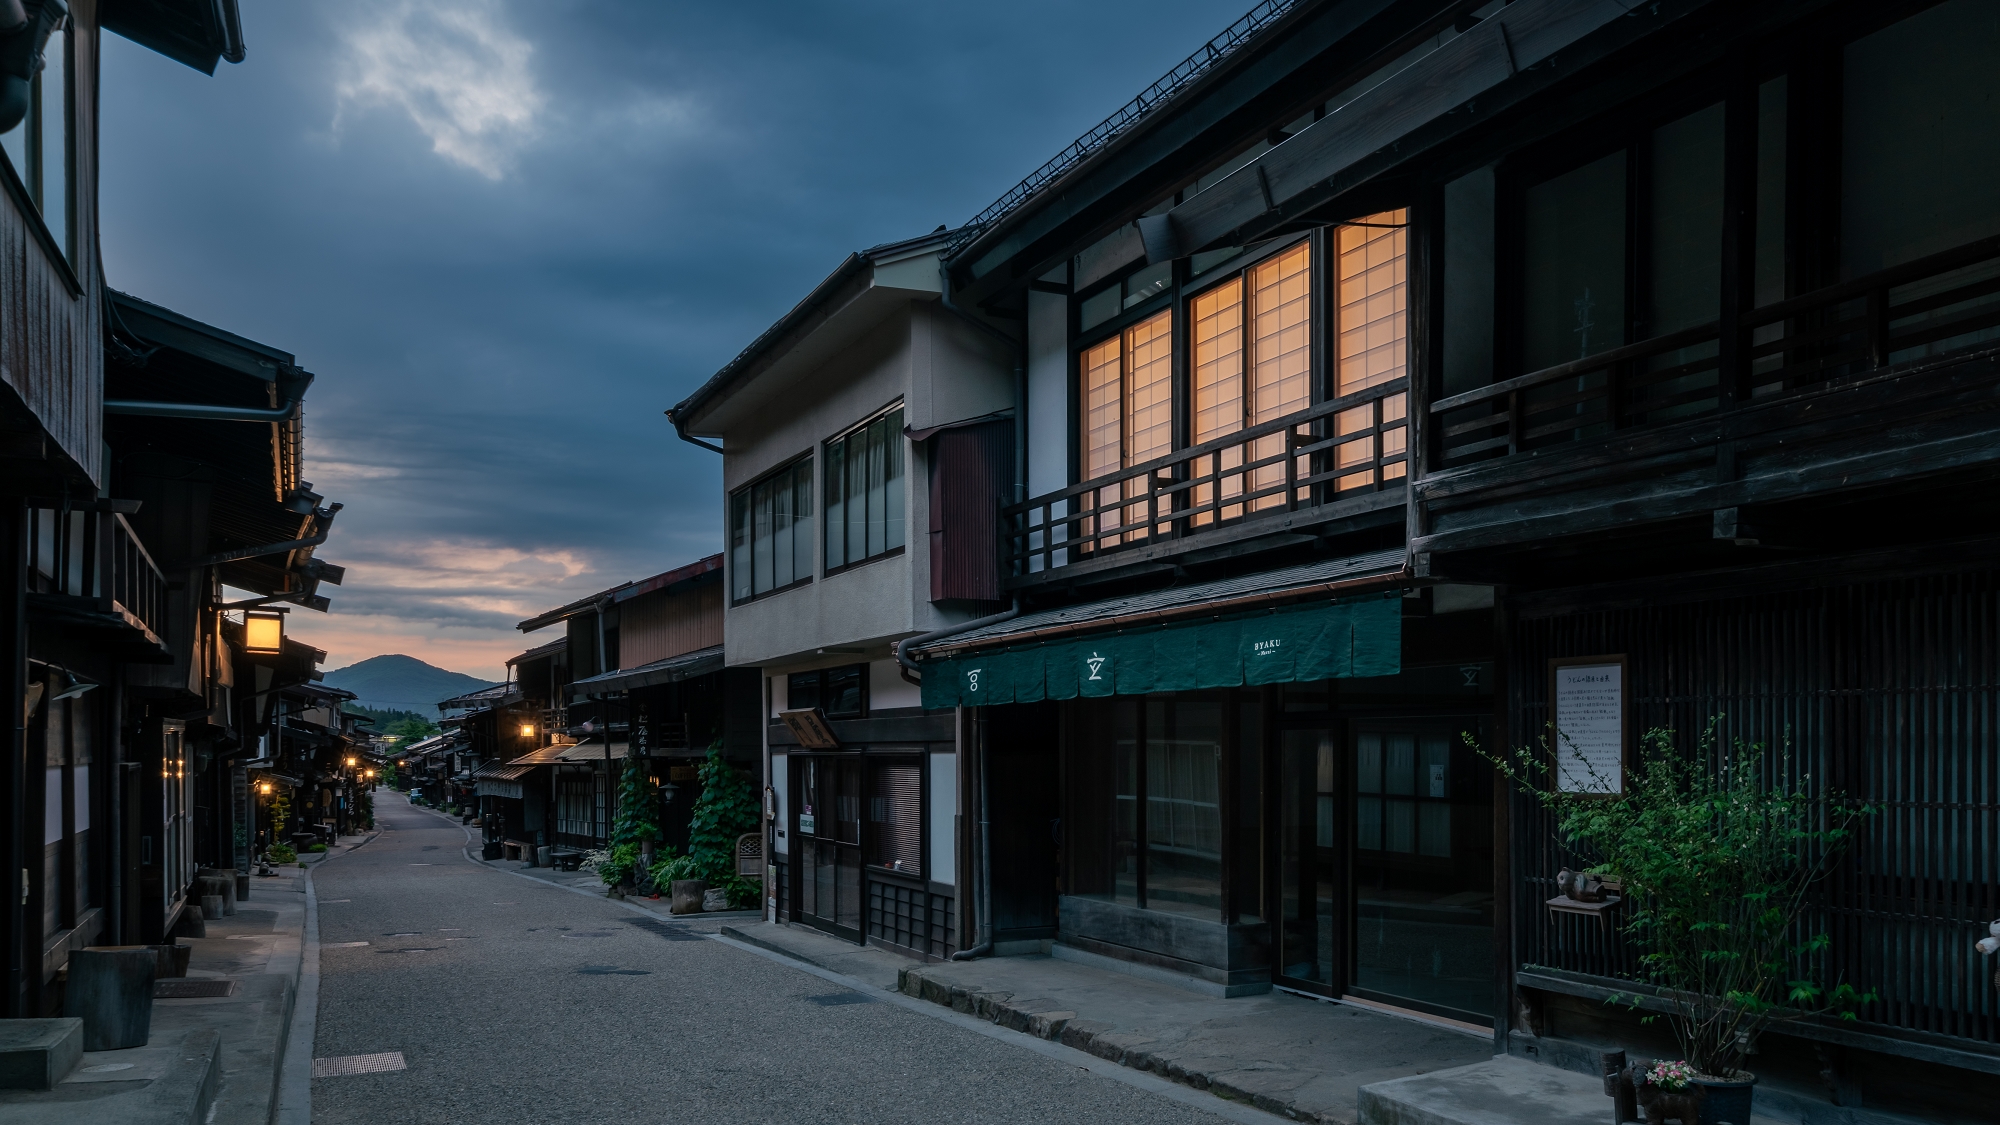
[308,796,1241,1124]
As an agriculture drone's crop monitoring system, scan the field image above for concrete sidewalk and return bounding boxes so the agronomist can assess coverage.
[720,920,1493,1123]
[0,846,340,1125]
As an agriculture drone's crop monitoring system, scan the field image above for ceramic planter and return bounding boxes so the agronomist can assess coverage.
[1692,1071,1755,1125]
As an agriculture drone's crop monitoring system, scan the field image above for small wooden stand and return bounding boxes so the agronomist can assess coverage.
[1547,894,1623,928]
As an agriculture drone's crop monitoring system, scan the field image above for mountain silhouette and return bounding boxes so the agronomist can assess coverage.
[322,654,499,711]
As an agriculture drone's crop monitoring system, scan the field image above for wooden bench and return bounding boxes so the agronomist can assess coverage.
[550,850,585,871]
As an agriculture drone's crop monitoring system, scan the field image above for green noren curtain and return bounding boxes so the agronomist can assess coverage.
[919,594,1401,710]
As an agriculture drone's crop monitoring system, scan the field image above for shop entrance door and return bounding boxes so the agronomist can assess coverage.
[794,756,863,942]
[1349,719,1494,1024]
[1276,728,1342,993]
[1276,719,1495,1022]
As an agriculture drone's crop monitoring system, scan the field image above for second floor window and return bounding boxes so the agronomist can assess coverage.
[1081,308,1173,542]
[788,663,866,718]
[824,405,906,571]
[0,16,70,264]
[730,456,813,603]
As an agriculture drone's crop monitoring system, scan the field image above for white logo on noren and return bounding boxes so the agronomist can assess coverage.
[1085,652,1106,681]
[967,668,982,692]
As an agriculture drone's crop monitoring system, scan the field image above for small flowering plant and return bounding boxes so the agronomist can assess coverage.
[1643,1060,1696,1091]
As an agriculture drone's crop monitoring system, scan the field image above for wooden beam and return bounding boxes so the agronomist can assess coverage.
[1171,0,1685,255]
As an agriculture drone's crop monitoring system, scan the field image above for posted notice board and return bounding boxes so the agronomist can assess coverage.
[1550,656,1627,794]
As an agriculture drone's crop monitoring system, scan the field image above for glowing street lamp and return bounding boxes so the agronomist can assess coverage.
[519,722,536,739]
[243,610,284,654]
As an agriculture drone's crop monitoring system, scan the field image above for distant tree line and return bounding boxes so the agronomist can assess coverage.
[342,704,441,743]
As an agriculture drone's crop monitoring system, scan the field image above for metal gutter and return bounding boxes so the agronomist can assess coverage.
[103,399,301,421]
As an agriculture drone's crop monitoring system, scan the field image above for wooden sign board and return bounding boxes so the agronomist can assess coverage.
[780,707,839,749]
[1549,656,1627,794]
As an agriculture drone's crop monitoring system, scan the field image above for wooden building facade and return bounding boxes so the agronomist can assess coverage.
[877,0,2000,1117]
[458,554,758,862]
[0,0,360,1020]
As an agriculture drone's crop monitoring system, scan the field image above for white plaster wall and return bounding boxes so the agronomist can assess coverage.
[929,750,955,885]
[721,287,1015,672]
[1027,288,1068,496]
[1026,288,1070,571]
[869,657,920,712]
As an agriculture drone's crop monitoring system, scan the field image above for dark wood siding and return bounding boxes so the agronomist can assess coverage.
[1511,569,2000,1047]
[0,8,101,488]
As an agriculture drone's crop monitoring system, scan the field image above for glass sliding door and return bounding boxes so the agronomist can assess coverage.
[794,755,864,942]
[1277,727,1341,992]
[1349,720,1494,1023]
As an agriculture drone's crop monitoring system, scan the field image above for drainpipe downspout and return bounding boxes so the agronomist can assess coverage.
[896,602,1019,965]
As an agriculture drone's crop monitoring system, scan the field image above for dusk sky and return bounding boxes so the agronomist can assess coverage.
[96,1,1235,680]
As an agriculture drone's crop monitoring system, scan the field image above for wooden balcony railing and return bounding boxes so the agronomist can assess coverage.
[29,507,170,641]
[1005,377,1408,577]
[1433,234,2000,467]
[106,512,169,640]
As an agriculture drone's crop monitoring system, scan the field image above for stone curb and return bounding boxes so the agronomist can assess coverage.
[896,965,1346,1123]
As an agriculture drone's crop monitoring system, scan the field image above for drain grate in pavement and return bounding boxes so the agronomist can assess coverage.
[376,947,439,954]
[384,932,420,936]
[155,979,236,998]
[326,941,370,948]
[622,917,704,942]
[560,931,614,939]
[313,1052,406,1078]
[576,966,651,975]
[805,991,874,1006]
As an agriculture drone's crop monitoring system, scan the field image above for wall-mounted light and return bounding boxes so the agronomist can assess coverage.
[365,769,376,779]
[49,666,98,702]
[258,782,272,795]
[345,756,357,768]
[244,610,285,654]
[519,722,535,738]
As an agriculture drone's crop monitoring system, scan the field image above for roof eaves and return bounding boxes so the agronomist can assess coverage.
[667,252,867,437]
[943,0,1314,270]
[667,227,957,437]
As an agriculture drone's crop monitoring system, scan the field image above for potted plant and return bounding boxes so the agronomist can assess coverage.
[590,843,642,897]
[649,852,704,914]
[1485,721,1873,1123]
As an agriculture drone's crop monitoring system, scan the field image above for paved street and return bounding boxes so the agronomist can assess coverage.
[309,796,1242,1124]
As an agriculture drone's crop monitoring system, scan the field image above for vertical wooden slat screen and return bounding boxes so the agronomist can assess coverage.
[1512,570,1999,1045]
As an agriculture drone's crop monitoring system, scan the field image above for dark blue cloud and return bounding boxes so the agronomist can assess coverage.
[98,0,1233,674]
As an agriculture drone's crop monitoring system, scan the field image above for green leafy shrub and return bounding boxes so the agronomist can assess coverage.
[267,843,296,864]
[688,743,760,908]
[612,754,661,851]
[1481,720,1873,1076]
[307,843,328,853]
[594,842,643,887]
[648,850,700,887]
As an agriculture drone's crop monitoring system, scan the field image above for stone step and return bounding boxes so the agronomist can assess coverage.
[1359,1057,1797,1125]
[0,1019,84,1090]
